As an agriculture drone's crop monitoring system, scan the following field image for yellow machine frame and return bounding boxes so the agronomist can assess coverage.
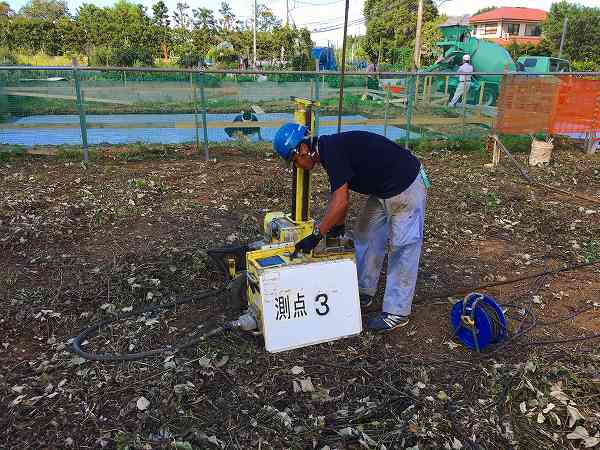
[244,97,355,330]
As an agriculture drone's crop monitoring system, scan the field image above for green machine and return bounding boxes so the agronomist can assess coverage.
[422,24,516,106]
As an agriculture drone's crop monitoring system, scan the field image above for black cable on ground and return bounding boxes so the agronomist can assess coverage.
[69,289,226,361]
[522,332,600,347]
[69,243,255,362]
[426,259,600,301]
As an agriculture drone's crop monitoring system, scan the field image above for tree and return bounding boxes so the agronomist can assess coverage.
[0,2,15,17]
[193,7,216,31]
[506,39,552,61]
[473,6,497,16]
[19,0,67,21]
[542,1,600,66]
[152,1,169,27]
[152,1,170,60]
[173,2,192,30]
[218,1,235,32]
[363,0,438,63]
[77,0,160,66]
[257,4,281,32]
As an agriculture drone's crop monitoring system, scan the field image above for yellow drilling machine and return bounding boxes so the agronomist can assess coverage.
[221,97,362,352]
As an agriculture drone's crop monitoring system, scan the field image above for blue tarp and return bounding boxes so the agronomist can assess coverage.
[311,47,337,71]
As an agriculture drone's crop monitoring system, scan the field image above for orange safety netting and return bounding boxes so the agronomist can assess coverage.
[496,75,600,136]
[549,76,600,135]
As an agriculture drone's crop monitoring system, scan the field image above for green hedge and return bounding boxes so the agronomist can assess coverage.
[0,69,223,86]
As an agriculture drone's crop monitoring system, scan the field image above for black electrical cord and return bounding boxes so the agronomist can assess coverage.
[426,259,600,301]
[477,300,505,343]
[68,243,257,362]
[69,289,226,362]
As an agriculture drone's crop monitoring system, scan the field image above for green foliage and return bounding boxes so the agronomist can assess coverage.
[291,53,311,71]
[506,39,553,61]
[206,46,238,68]
[19,0,67,21]
[0,145,26,160]
[419,16,444,67]
[473,6,497,16]
[56,146,98,161]
[0,45,16,64]
[363,0,439,63]
[542,1,600,66]
[413,137,484,154]
[0,1,314,70]
[583,240,600,263]
[571,60,599,72]
[325,75,378,89]
[464,190,502,211]
[390,47,412,69]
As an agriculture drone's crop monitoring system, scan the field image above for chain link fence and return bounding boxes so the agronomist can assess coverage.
[1,66,599,159]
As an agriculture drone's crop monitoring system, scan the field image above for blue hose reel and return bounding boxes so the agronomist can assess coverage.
[450,292,507,352]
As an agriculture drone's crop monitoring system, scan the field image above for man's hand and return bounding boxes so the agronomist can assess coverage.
[327,223,345,238]
[294,231,322,255]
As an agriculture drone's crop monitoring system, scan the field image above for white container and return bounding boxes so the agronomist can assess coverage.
[257,258,362,353]
[529,138,554,166]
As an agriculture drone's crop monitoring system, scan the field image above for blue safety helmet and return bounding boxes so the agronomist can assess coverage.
[273,123,309,161]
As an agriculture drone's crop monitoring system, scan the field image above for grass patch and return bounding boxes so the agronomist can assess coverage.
[109,143,183,161]
[227,139,272,156]
[583,240,600,263]
[464,190,502,211]
[0,145,27,161]
[56,146,98,161]
[6,95,291,117]
[14,52,85,67]
[413,136,485,154]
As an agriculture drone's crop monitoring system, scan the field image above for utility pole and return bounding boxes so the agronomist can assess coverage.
[253,0,257,68]
[413,0,423,70]
[558,16,568,59]
[336,0,350,133]
[286,0,289,26]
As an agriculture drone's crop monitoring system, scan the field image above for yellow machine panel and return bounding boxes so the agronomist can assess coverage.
[240,96,361,351]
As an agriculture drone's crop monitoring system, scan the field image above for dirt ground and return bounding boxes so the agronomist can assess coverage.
[1,143,599,450]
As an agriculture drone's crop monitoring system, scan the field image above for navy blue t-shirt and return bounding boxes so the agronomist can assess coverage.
[318,131,421,199]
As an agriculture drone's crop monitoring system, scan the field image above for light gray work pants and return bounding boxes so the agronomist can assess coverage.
[449,81,471,106]
[354,174,427,317]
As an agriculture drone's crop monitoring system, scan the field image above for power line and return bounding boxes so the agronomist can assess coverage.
[311,17,365,33]
[292,0,346,7]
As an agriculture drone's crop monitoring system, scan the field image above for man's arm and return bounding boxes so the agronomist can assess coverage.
[318,183,349,235]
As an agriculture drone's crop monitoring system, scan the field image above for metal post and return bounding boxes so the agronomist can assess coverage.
[336,0,350,133]
[72,58,89,163]
[198,69,210,161]
[384,83,390,137]
[253,0,257,69]
[558,17,568,59]
[413,0,424,70]
[461,78,469,138]
[405,75,414,150]
[314,59,320,138]
[414,76,420,106]
[286,0,289,26]
[191,72,201,154]
[478,80,486,115]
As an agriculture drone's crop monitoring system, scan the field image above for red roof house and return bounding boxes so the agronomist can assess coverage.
[469,7,548,46]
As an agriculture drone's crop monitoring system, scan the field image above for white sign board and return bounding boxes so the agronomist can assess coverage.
[259,258,362,352]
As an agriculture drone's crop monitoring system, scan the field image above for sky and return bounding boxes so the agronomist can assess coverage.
[5,0,600,46]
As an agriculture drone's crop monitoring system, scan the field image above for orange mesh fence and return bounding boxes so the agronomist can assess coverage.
[496,75,559,135]
[497,75,600,136]
[549,76,600,135]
